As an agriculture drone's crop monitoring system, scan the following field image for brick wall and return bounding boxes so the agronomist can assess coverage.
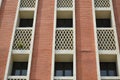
[76,0,98,80]
[30,0,54,80]
[0,0,18,80]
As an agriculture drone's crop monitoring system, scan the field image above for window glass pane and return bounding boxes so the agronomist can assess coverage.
[100,62,108,76]
[19,19,33,27]
[55,62,64,76]
[64,62,73,69]
[21,70,27,75]
[55,62,73,76]
[57,19,73,28]
[100,62,107,76]
[100,62,117,76]
[100,70,107,76]
[96,19,111,28]
[108,63,117,76]
[108,70,116,76]
[56,70,63,76]
[108,63,116,70]
[11,62,28,76]
[64,62,73,76]
[65,70,72,76]
[15,70,21,75]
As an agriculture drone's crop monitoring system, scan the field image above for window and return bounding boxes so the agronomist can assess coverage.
[19,19,33,27]
[100,62,117,76]
[96,19,111,28]
[55,62,73,76]
[11,62,28,76]
[57,19,73,28]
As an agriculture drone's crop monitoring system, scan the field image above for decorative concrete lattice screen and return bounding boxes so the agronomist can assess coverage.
[20,0,36,8]
[55,29,73,50]
[8,78,27,80]
[57,0,73,8]
[12,29,32,50]
[8,77,27,80]
[97,29,116,50]
[94,0,110,8]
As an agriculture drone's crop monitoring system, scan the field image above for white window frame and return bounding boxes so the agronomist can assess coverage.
[0,0,2,7]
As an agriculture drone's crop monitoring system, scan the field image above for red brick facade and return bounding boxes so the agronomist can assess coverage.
[76,0,97,80]
[30,0,54,79]
[0,0,18,80]
[0,0,120,80]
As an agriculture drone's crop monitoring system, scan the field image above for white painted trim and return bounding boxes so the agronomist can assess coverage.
[0,0,2,7]
[4,0,21,80]
[110,0,120,55]
[27,0,39,79]
[95,8,111,11]
[55,50,74,54]
[73,0,76,80]
[98,50,118,54]
[12,50,30,54]
[101,76,120,80]
[117,54,120,76]
[92,0,101,80]
[56,28,73,30]
[54,76,74,79]
[57,8,73,11]
[8,76,28,79]
[19,8,35,11]
[16,27,33,29]
[51,0,57,80]
[52,0,76,80]
[97,28,114,30]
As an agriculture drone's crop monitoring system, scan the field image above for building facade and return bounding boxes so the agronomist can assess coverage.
[0,0,120,80]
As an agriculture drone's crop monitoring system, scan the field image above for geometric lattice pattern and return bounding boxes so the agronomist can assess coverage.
[55,29,73,50]
[12,29,32,50]
[94,0,110,8]
[20,0,36,8]
[8,78,27,80]
[97,29,116,50]
[57,0,73,8]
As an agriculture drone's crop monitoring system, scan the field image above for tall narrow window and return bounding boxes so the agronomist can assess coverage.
[11,62,28,76]
[55,62,73,76]
[100,62,117,76]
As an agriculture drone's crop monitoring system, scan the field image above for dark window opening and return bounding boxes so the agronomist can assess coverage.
[11,62,28,76]
[57,19,73,28]
[100,62,117,76]
[55,62,73,76]
[96,19,111,28]
[19,19,33,27]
